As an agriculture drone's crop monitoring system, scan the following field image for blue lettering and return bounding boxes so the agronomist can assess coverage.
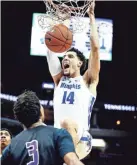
[60,83,81,90]
[62,91,75,104]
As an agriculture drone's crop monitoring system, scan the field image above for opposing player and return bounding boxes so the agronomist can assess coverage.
[0,128,12,157]
[46,2,100,159]
[1,91,84,165]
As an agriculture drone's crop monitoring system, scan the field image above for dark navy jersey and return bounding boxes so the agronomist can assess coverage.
[1,125,75,165]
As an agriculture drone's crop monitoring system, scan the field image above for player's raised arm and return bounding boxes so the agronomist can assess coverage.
[46,49,63,86]
[83,1,100,96]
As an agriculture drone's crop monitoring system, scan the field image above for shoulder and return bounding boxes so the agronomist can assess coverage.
[54,128,73,141]
[54,128,69,136]
[2,144,11,155]
[44,126,58,134]
[53,128,75,158]
[1,144,12,163]
[39,126,62,137]
[34,125,57,136]
[10,130,25,142]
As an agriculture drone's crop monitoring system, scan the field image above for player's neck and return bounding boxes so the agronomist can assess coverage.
[26,119,46,129]
[70,70,81,78]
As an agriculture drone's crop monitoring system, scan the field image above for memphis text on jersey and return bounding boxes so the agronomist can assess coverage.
[60,82,81,90]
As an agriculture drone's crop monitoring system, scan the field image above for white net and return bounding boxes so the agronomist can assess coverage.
[38,0,94,33]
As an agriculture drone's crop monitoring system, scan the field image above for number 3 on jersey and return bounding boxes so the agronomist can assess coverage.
[62,91,74,104]
[26,140,39,165]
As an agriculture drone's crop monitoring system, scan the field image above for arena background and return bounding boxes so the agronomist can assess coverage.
[1,1,137,165]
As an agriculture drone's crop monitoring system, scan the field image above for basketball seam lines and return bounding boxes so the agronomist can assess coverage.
[58,27,71,52]
[46,32,71,52]
[45,44,71,46]
[46,33,66,44]
[46,28,71,52]
[63,27,69,51]
[55,26,72,41]
[58,26,72,52]
[46,25,72,52]
[55,26,67,41]
[46,33,66,52]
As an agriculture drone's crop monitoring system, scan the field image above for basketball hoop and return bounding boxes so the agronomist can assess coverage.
[38,0,94,33]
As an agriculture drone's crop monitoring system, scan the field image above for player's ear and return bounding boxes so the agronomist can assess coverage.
[77,61,83,68]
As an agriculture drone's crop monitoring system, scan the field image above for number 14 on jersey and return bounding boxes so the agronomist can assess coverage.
[62,91,74,104]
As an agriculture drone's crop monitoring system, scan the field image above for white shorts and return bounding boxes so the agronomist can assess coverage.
[63,131,92,164]
[75,130,92,160]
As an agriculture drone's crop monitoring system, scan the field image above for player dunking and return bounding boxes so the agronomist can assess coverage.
[1,91,84,165]
[46,2,100,159]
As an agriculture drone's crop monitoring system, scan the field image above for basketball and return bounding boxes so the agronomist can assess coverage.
[45,24,73,53]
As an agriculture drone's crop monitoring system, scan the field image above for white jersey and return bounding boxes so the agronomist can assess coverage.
[53,76,96,135]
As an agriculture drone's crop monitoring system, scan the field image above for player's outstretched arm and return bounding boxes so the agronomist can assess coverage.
[46,49,63,86]
[83,1,100,96]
